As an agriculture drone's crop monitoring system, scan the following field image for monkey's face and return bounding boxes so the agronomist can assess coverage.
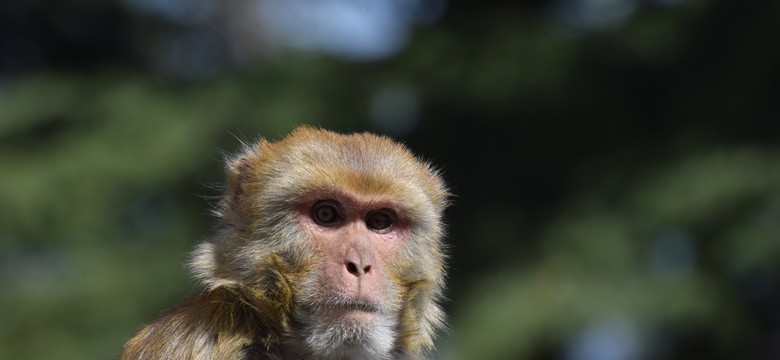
[291,189,407,356]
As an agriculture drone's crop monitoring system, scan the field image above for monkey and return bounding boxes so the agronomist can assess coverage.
[121,127,450,360]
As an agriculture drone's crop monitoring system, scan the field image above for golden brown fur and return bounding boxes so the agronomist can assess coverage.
[121,127,449,359]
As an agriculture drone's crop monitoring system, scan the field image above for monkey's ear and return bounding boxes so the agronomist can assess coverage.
[216,142,262,231]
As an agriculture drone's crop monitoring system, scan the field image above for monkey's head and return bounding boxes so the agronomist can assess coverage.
[190,127,449,358]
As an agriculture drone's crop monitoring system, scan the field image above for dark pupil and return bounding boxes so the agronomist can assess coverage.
[368,213,391,230]
[316,206,336,223]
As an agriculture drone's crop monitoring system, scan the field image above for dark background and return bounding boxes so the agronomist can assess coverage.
[1,0,779,359]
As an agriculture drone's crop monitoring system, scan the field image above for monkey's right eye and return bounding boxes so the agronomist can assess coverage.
[311,201,342,226]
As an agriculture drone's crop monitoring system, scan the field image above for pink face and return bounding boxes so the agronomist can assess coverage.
[297,190,409,322]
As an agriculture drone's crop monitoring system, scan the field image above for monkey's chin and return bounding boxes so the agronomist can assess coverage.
[300,306,396,358]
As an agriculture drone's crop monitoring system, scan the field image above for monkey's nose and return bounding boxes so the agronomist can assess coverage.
[345,261,372,277]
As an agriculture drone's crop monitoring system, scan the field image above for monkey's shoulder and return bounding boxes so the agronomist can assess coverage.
[121,287,284,360]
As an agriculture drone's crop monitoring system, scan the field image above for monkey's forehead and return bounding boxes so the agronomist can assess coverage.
[243,127,448,215]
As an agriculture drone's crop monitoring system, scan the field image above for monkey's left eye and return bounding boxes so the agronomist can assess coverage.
[311,201,342,226]
[366,210,394,232]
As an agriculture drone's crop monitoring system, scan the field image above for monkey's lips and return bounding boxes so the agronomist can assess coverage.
[313,299,383,323]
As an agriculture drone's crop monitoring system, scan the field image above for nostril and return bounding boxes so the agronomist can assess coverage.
[363,265,371,274]
[346,261,360,275]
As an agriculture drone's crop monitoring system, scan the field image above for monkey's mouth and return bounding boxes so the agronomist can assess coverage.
[309,299,385,323]
[316,299,381,313]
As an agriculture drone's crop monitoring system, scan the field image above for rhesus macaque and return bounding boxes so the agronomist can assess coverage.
[121,127,450,360]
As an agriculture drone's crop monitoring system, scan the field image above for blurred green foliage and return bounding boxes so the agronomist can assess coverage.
[453,149,780,359]
[1,1,779,359]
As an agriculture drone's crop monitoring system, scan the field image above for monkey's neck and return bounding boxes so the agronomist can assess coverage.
[201,286,290,352]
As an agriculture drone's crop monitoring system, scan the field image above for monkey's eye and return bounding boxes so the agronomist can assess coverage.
[311,201,342,226]
[366,210,394,232]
